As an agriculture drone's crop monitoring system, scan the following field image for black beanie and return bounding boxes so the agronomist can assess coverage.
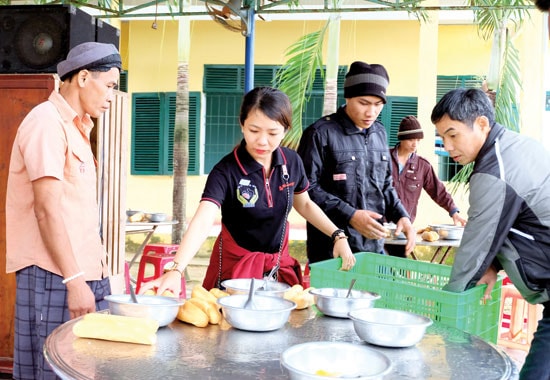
[397,116,424,140]
[344,61,390,103]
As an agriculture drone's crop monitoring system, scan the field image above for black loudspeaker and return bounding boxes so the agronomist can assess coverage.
[96,19,120,50]
[0,5,95,74]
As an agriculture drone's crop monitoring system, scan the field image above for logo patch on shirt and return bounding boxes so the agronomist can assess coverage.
[333,173,347,181]
[237,179,258,208]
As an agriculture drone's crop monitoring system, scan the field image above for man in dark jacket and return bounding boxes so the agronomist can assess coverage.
[432,88,550,380]
[386,116,467,257]
[297,61,415,265]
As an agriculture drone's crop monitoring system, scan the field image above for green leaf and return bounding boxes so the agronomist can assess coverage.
[275,22,329,150]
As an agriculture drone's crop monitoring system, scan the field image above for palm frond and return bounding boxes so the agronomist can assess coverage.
[449,0,527,192]
[470,0,530,40]
[449,39,521,192]
[448,163,473,194]
[275,22,329,150]
[494,37,521,131]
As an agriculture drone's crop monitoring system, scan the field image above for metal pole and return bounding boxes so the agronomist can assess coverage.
[244,7,255,93]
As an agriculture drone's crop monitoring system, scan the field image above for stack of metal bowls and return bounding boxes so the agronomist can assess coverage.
[309,287,380,318]
[221,278,290,298]
[349,308,433,347]
[217,294,296,332]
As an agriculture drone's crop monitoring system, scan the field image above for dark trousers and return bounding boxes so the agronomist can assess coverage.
[384,244,407,258]
[519,301,550,379]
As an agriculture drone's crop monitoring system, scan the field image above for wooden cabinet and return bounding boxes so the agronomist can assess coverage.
[0,75,127,371]
[0,74,57,366]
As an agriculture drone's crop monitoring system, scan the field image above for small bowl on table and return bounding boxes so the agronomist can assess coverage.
[429,224,464,240]
[309,287,380,318]
[146,212,167,223]
[280,341,392,379]
[221,278,290,298]
[104,294,184,327]
[384,223,406,240]
[217,294,296,332]
[349,308,433,347]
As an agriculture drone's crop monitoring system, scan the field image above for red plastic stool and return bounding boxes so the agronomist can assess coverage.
[143,243,179,256]
[136,247,186,297]
[143,243,190,282]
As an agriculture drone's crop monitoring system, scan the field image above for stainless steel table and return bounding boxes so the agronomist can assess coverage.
[45,307,518,380]
[385,234,461,264]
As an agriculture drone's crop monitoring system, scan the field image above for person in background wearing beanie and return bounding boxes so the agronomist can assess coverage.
[385,116,467,257]
[298,61,415,265]
[432,88,550,380]
[5,42,121,380]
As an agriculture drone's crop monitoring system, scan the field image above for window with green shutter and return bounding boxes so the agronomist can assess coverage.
[119,71,128,93]
[202,64,347,172]
[377,97,418,148]
[131,92,200,175]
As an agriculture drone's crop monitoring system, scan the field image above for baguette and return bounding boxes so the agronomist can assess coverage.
[187,297,222,325]
[176,301,209,327]
[209,287,230,299]
[421,231,440,242]
[191,285,219,307]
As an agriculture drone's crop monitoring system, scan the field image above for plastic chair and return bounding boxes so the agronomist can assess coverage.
[498,282,542,351]
[135,245,186,297]
[143,243,179,256]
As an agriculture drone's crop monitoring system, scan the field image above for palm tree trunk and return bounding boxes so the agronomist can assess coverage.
[322,13,341,115]
[172,17,191,244]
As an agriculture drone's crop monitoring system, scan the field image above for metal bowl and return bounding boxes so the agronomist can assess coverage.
[429,224,464,240]
[221,278,290,298]
[384,223,406,239]
[146,212,167,222]
[349,308,433,347]
[217,294,296,332]
[309,287,380,318]
[280,341,392,380]
[104,294,184,327]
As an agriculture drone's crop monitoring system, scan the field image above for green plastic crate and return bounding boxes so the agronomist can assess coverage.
[309,252,502,343]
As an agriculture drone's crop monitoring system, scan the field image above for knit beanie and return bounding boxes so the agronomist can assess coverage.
[397,116,424,140]
[343,61,390,103]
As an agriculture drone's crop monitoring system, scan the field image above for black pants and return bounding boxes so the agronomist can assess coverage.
[384,244,406,258]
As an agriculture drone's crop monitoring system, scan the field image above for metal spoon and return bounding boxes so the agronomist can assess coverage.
[128,282,139,303]
[346,278,357,298]
[261,264,280,291]
[243,278,257,309]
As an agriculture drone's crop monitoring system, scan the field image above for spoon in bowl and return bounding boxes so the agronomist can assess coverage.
[346,279,357,298]
[243,278,257,310]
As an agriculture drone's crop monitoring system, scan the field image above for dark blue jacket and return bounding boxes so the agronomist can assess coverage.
[297,106,409,263]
